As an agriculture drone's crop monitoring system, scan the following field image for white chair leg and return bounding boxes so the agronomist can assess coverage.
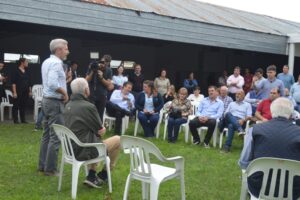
[84,165,89,176]
[219,132,223,149]
[155,123,160,139]
[71,163,81,200]
[150,182,160,200]
[123,175,132,200]
[58,159,65,191]
[0,107,3,122]
[134,118,139,137]
[106,157,112,193]
[121,118,126,135]
[180,173,186,200]
[163,120,168,140]
[142,182,149,200]
[184,125,189,143]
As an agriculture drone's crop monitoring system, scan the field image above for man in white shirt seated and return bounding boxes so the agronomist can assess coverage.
[227,66,245,101]
[106,81,135,135]
[221,90,252,153]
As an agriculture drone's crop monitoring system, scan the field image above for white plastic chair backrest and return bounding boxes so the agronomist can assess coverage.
[32,84,43,100]
[121,135,166,178]
[2,90,12,104]
[51,124,106,161]
[246,157,300,200]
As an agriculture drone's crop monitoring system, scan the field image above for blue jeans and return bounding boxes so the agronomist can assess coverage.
[224,112,243,147]
[35,109,44,128]
[138,111,159,137]
[167,117,187,142]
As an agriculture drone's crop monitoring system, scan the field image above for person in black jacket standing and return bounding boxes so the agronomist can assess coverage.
[11,58,32,123]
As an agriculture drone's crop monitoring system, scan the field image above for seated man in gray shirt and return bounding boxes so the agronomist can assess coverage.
[239,97,300,199]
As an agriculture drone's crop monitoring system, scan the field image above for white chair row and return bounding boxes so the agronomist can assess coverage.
[32,84,43,121]
[0,89,13,122]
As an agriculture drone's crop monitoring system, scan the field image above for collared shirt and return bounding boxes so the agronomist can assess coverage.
[196,97,224,119]
[277,73,295,90]
[144,94,154,112]
[256,99,272,120]
[218,95,233,115]
[290,82,300,103]
[109,89,135,111]
[254,78,285,99]
[225,101,252,119]
[226,74,244,94]
[187,94,204,106]
[42,55,66,99]
[244,90,264,107]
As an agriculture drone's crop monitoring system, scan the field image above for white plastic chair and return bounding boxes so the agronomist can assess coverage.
[219,120,251,149]
[0,90,13,122]
[51,124,112,199]
[32,84,43,121]
[103,108,129,135]
[134,110,164,138]
[121,135,185,200]
[240,157,300,200]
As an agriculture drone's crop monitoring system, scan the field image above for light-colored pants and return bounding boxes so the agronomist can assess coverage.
[103,135,121,170]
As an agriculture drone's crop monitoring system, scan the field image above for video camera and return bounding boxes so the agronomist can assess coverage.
[90,61,100,71]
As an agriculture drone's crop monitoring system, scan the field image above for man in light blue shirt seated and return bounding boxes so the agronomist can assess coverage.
[290,74,300,112]
[189,86,224,147]
[106,81,135,135]
[221,90,252,153]
[254,65,285,99]
[277,65,295,90]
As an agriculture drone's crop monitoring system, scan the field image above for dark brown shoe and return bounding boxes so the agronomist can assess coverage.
[44,171,60,177]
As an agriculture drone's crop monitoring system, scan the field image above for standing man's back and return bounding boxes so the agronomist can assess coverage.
[38,38,69,176]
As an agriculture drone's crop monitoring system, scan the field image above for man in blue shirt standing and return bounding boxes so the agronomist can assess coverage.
[38,38,69,176]
[221,90,252,153]
[253,65,285,99]
[189,86,224,147]
[277,65,295,90]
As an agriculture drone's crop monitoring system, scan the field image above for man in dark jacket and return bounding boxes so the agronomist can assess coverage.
[64,78,120,188]
[239,97,300,199]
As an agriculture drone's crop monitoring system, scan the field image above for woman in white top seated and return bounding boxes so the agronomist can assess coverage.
[112,63,128,89]
[187,86,204,107]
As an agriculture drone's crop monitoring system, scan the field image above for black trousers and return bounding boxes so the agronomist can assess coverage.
[12,90,29,122]
[106,101,130,135]
[189,117,216,144]
[94,94,107,122]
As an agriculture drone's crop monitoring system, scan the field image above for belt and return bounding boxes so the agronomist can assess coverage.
[43,97,63,101]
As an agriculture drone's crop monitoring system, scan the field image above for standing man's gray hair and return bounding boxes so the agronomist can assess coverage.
[71,78,89,95]
[270,97,294,119]
[49,38,68,54]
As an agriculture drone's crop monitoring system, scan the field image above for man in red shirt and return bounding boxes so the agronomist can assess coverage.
[255,88,280,122]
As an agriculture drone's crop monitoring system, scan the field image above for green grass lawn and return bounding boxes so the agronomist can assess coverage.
[0,122,244,200]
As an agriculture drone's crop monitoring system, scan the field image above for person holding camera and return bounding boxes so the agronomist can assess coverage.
[86,56,114,121]
[167,87,192,143]
[135,80,164,137]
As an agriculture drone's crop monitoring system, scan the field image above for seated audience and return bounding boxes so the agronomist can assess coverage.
[255,88,280,122]
[187,86,204,107]
[112,64,128,89]
[189,86,224,147]
[184,72,198,94]
[106,81,135,135]
[253,65,284,99]
[227,66,244,101]
[135,80,164,137]
[218,86,233,117]
[167,87,192,143]
[64,78,120,188]
[284,88,297,108]
[244,88,263,115]
[221,90,252,153]
[239,97,300,200]
[163,84,176,103]
[290,74,300,112]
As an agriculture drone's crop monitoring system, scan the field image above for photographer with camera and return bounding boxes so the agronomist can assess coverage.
[167,87,193,143]
[86,56,114,121]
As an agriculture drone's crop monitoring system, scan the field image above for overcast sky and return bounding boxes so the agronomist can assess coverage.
[196,0,300,23]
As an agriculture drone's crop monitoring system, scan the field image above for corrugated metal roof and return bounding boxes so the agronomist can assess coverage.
[82,0,300,36]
